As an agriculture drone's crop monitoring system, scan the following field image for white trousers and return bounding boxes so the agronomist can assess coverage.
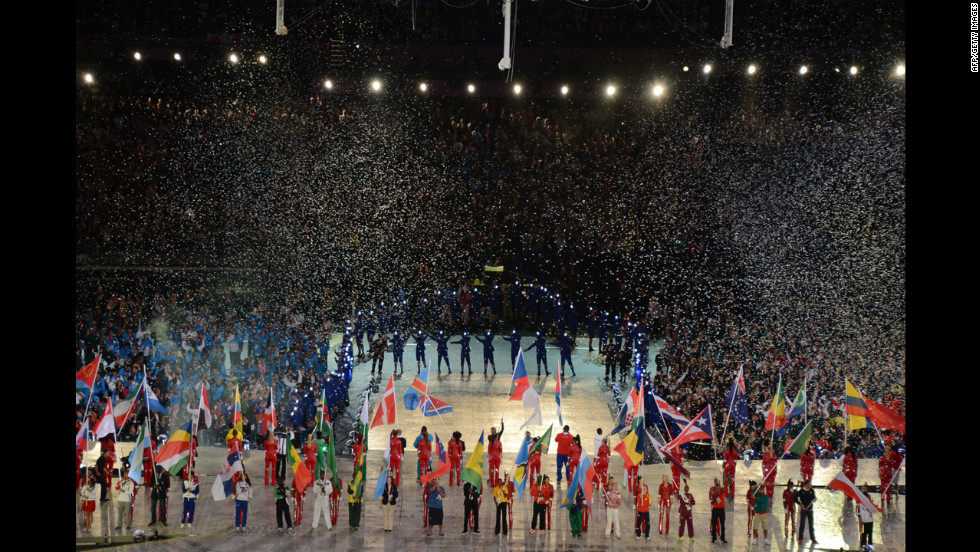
[605,507,621,537]
[312,496,332,529]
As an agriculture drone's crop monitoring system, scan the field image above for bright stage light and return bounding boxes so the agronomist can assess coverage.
[229,54,239,64]
[371,79,382,91]
[419,83,428,92]
[560,85,569,95]
[467,84,476,93]
[174,53,182,61]
[896,64,905,76]
[513,84,522,95]
[703,64,712,74]
[259,55,268,64]
[799,65,808,75]
[683,66,690,72]
[747,65,757,75]
[606,85,616,96]
[849,66,858,75]
[83,73,94,84]
[133,52,142,61]
[652,85,664,97]
[324,79,333,89]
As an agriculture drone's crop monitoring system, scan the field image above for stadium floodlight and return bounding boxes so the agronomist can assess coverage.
[513,84,522,95]
[419,82,428,92]
[324,79,334,90]
[467,84,476,93]
[174,53,182,61]
[799,65,808,75]
[849,66,858,75]
[606,85,616,97]
[683,66,690,72]
[895,64,905,76]
[229,53,239,64]
[561,85,569,95]
[747,64,757,75]
[371,79,382,92]
[652,85,664,97]
[703,64,712,74]
[133,52,142,61]
[83,73,94,84]
[259,55,268,64]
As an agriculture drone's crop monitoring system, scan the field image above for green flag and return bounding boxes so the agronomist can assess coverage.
[325,423,340,489]
[784,421,814,456]
[352,392,370,499]
[461,431,486,492]
[536,423,554,455]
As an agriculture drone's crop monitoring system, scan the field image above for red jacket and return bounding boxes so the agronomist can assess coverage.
[569,442,582,469]
[843,453,858,479]
[710,486,726,508]
[448,439,463,461]
[724,448,739,472]
[391,436,405,460]
[489,437,503,460]
[304,440,318,462]
[800,450,815,474]
[658,482,675,504]
[597,443,610,462]
[555,432,573,455]
[782,488,797,510]
[265,437,277,459]
[762,451,777,480]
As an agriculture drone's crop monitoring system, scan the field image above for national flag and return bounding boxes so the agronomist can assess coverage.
[536,423,555,454]
[351,392,371,499]
[461,430,486,491]
[653,392,691,435]
[420,433,451,485]
[374,456,390,501]
[403,364,430,410]
[519,385,543,429]
[259,389,277,435]
[614,427,644,469]
[113,378,143,428]
[725,365,750,425]
[421,394,454,417]
[325,419,341,489]
[845,379,875,430]
[555,369,564,426]
[141,378,168,415]
[866,398,906,432]
[828,471,882,513]
[610,390,637,436]
[286,433,313,492]
[664,404,714,451]
[560,448,596,508]
[75,355,101,390]
[777,381,808,437]
[76,420,89,453]
[194,385,212,434]
[156,420,193,475]
[232,386,243,436]
[509,350,531,401]
[765,377,787,431]
[93,398,116,440]
[127,418,151,485]
[513,436,531,500]
[317,388,331,431]
[783,421,814,456]
[211,450,244,500]
[371,375,397,428]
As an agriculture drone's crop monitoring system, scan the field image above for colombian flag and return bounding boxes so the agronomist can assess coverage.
[845,379,875,430]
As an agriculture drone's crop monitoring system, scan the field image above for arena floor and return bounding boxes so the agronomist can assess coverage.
[77,340,905,550]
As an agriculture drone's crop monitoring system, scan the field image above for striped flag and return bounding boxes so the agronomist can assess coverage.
[156,420,193,475]
[765,377,787,431]
[371,375,397,428]
[194,385,212,434]
[783,421,814,456]
[286,434,313,492]
[509,351,531,401]
[211,450,244,500]
[76,355,101,390]
[555,369,563,426]
[653,391,691,435]
[404,365,430,410]
[777,381,807,437]
[420,394,454,417]
[828,471,882,513]
[126,418,151,485]
[318,389,331,432]
[113,378,143,428]
[846,379,875,430]
[93,398,116,440]
[664,404,714,451]
[259,389,277,435]
[461,431,486,492]
[76,420,89,453]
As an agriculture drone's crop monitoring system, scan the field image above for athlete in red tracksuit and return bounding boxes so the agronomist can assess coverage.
[878,445,899,507]
[391,430,405,486]
[528,440,542,482]
[799,447,815,484]
[723,441,739,498]
[415,429,432,483]
[488,435,503,487]
[568,439,582,482]
[447,432,464,486]
[264,432,278,485]
[782,480,797,537]
[142,439,158,487]
[842,447,858,501]
[658,475,676,534]
[745,481,757,536]
[291,477,305,525]
[762,445,778,498]
[594,439,610,488]
[670,447,685,489]
[100,435,116,494]
[303,437,317,477]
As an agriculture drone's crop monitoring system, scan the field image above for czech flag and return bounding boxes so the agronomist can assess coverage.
[509,350,531,401]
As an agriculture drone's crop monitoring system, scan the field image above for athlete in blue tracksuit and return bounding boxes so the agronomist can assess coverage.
[550,333,576,377]
[475,331,496,374]
[524,332,550,376]
[377,305,388,335]
[568,304,579,337]
[412,330,429,373]
[502,330,522,369]
[391,331,406,373]
[354,313,366,358]
[452,332,472,374]
[433,330,452,374]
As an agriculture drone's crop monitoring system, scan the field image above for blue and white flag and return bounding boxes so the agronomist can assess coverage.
[211,450,244,501]
[725,365,750,425]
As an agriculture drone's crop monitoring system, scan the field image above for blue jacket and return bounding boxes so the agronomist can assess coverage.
[475,333,495,353]
[452,335,471,354]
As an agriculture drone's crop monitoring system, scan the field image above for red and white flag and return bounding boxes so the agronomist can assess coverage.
[828,471,882,513]
[371,375,397,429]
[94,398,116,439]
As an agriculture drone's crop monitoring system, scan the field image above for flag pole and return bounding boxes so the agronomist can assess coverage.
[143,368,160,488]
[770,373,781,443]
[718,368,738,457]
[881,454,904,505]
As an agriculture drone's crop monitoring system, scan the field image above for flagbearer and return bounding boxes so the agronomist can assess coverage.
[858,483,876,551]
[114,461,137,532]
[800,446,816,484]
[462,480,481,534]
[722,439,739,498]
[750,481,771,545]
[531,475,553,533]
[762,442,778,499]
[603,475,624,539]
[276,428,290,484]
[493,477,511,535]
[181,470,199,529]
[275,481,294,532]
[310,476,333,531]
[234,472,253,532]
[264,430,278,485]
[675,480,695,542]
